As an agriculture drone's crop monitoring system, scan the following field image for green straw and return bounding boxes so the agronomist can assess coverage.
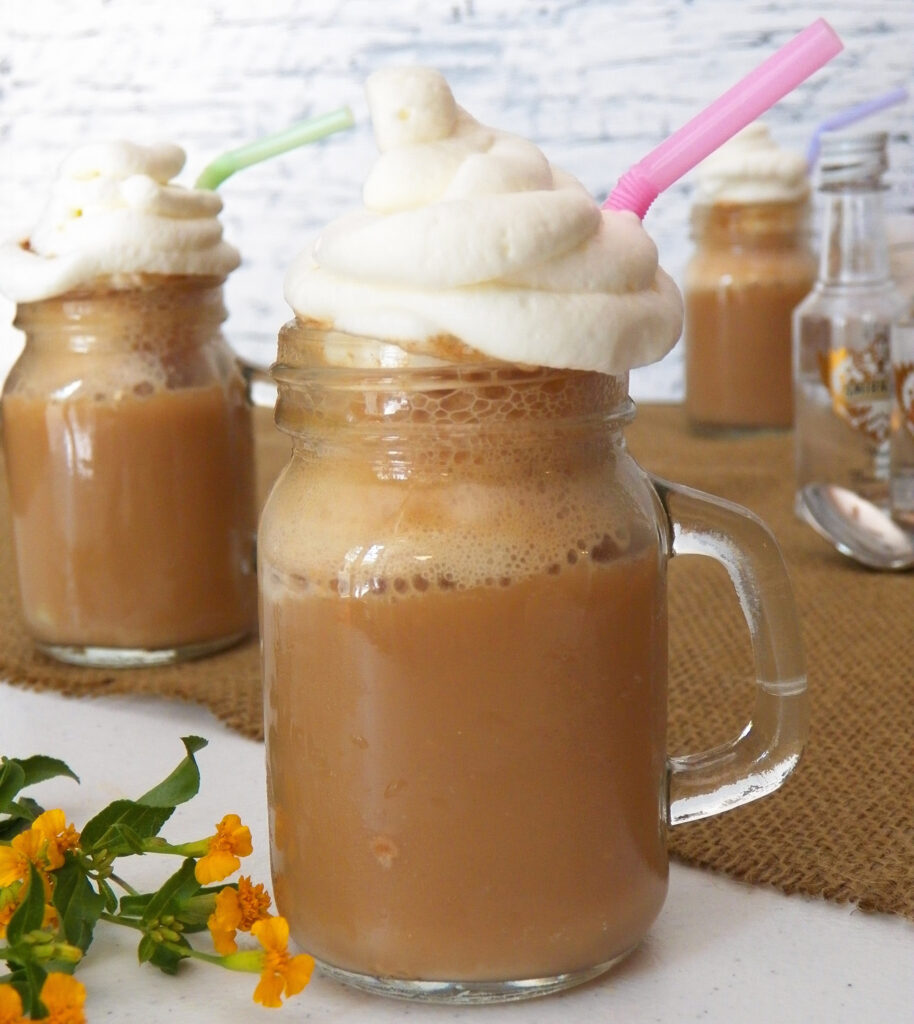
[194,105,355,189]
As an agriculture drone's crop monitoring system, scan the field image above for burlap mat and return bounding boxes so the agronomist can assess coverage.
[1,405,911,920]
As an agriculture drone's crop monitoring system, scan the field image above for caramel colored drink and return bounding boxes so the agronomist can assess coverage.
[264,555,666,979]
[260,350,669,985]
[685,200,815,431]
[2,278,257,663]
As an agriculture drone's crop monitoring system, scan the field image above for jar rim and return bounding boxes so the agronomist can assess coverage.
[271,323,635,430]
[273,322,629,387]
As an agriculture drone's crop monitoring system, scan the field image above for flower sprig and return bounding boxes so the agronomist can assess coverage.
[0,739,314,1020]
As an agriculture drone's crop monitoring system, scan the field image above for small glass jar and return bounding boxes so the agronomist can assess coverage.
[1,275,257,666]
[259,323,807,1004]
[685,198,816,432]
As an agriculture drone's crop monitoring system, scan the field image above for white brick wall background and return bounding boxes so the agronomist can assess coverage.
[1,0,912,398]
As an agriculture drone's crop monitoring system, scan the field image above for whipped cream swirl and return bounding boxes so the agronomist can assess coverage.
[0,141,240,302]
[695,122,809,205]
[285,67,682,374]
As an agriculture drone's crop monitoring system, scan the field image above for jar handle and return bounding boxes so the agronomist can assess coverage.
[239,357,278,409]
[650,476,808,826]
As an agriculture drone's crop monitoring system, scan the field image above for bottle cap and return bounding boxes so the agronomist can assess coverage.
[817,130,888,187]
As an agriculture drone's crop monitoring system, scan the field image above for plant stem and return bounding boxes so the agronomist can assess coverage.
[162,940,225,968]
[109,873,139,896]
[100,912,144,931]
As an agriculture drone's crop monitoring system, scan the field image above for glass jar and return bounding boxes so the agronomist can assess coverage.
[685,198,816,431]
[1,275,257,666]
[793,131,909,514]
[259,324,808,1004]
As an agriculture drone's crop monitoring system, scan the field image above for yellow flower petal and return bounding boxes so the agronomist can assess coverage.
[32,809,66,839]
[252,969,286,1008]
[0,847,25,889]
[208,887,242,955]
[0,983,24,1024]
[217,815,253,858]
[195,850,241,885]
[40,973,86,1024]
[194,815,253,883]
[283,953,316,997]
[252,914,289,951]
[33,811,81,862]
[249,917,313,1007]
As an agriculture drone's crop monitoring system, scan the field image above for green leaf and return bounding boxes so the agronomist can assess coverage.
[173,890,220,931]
[147,934,192,975]
[107,823,147,856]
[79,800,173,854]
[52,855,105,952]
[97,878,118,913]
[0,797,45,839]
[16,755,79,788]
[0,759,26,814]
[141,859,201,926]
[137,930,192,974]
[138,736,208,808]
[0,816,32,842]
[118,892,153,918]
[137,933,157,965]
[11,797,43,821]
[21,961,48,1017]
[6,863,46,946]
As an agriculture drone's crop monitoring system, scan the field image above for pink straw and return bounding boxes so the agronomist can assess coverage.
[605,18,843,218]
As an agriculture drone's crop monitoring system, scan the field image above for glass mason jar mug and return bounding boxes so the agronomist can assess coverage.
[1,275,258,666]
[260,325,808,1003]
[685,198,816,432]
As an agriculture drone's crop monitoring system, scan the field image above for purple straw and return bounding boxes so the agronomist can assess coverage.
[806,86,909,170]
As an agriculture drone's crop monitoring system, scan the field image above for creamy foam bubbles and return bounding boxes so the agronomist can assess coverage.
[285,67,683,374]
[0,141,240,302]
[694,122,809,205]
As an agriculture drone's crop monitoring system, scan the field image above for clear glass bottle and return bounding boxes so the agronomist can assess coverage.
[259,322,807,1003]
[793,132,908,514]
[685,198,815,432]
[1,275,258,666]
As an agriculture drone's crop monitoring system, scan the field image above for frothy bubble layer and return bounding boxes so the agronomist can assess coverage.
[284,67,683,375]
[0,141,240,302]
[694,122,809,205]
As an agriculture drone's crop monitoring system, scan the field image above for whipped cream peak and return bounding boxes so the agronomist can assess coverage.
[694,122,809,205]
[59,140,187,184]
[0,140,240,303]
[285,67,682,375]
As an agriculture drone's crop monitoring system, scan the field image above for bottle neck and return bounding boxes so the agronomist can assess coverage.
[816,185,891,288]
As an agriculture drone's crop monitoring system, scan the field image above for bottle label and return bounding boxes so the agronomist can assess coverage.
[895,360,914,436]
[817,326,891,443]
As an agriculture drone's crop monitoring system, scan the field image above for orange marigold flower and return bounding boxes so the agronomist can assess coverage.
[0,810,78,889]
[34,810,81,859]
[208,876,272,955]
[250,916,314,1008]
[195,815,253,885]
[39,973,86,1024]
[0,834,39,889]
[0,981,24,1024]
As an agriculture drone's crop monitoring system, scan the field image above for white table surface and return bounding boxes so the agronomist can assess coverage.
[1,684,910,1024]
